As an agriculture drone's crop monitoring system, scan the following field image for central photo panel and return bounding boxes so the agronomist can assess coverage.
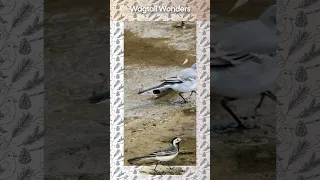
[123,21,197,175]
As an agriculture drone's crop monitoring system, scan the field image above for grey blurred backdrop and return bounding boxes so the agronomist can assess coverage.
[45,0,110,179]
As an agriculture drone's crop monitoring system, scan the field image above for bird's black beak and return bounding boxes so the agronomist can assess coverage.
[290,17,294,21]
[13,155,18,157]
[13,99,18,103]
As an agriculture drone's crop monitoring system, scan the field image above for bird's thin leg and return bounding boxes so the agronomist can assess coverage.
[154,161,159,171]
[179,93,187,103]
[264,91,283,106]
[221,97,246,129]
[255,92,266,112]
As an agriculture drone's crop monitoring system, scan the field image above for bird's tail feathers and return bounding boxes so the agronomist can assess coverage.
[138,83,170,95]
[127,156,153,164]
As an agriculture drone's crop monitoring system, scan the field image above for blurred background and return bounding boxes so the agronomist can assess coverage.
[212,0,274,19]
[45,0,110,179]
[210,0,276,180]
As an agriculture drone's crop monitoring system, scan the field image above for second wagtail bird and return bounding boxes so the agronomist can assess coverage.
[127,137,181,171]
[210,4,280,129]
[138,64,196,103]
[212,4,277,111]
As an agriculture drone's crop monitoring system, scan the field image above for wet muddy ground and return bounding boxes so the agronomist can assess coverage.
[45,0,275,179]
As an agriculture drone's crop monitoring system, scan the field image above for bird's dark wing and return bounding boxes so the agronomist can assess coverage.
[211,50,263,69]
[160,78,183,84]
[149,144,177,157]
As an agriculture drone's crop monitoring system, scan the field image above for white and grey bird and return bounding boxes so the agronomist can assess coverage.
[127,137,181,171]
[0,42,17,70]
[212,4,277,105]
[211,52,279,128]
[212,5,276,55]
[0,97,17,125]
[210,4,279,128]
[138,64,196,103]
[0,151,17,180]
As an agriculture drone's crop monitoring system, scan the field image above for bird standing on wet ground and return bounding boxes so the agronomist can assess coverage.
[138,63,197,103]
[175,21,185,29]
[127,137,181,172]
[211,2,280,129]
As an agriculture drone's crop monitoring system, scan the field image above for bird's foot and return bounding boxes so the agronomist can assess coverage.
[170,99,187,105]
[180,100,188,104]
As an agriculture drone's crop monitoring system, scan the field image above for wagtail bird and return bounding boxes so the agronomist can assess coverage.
[138,64,196,103]
[211,52,279,129]
[127,137,182,171]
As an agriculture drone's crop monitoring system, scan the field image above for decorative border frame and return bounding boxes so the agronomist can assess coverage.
[276,1,320,180]
[110,21,210,179]
[0,0,44,179]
